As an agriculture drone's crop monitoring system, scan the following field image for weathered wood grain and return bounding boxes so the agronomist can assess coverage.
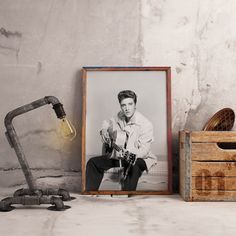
[192,162,236,177]
[192,143,236,161]
[179,131,185,197]
[191,131,236,142]
[179,131,192,200]
[192,190,236,201]
[193,177,236,190]
[179,130,236,201]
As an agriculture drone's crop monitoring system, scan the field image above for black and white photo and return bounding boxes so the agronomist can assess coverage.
[82,67,172,195]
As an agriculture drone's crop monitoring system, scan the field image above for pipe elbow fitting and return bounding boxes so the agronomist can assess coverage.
[58,189,71,201]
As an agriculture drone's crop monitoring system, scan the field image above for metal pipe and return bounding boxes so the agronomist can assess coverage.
[44,96,60,105]
[14,188,71,201]
[0,196,65,211]
[5,127,36,190]
[0,96,73,212]
[13,188,43,197]
[0,197,14,212]
[4,96,65,191]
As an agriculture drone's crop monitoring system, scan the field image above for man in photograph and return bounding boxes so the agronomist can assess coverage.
[86,90,157,191]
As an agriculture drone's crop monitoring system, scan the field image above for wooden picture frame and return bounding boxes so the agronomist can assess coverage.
[82,67,172,195]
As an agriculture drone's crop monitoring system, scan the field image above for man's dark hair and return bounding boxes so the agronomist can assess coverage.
[118,90,137,104]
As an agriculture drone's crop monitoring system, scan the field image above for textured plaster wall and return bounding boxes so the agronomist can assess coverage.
[142,0,236,190]
[0,0,236,192]
[142,0,236,132]
[0,0,142,191]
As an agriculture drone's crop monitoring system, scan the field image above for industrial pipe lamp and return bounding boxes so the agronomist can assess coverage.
[0,96,76,211]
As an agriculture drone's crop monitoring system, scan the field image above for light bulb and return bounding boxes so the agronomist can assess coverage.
[58,118,76,141]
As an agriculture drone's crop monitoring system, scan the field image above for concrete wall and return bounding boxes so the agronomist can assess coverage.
[1,0,236,192]
[142,0,236,190]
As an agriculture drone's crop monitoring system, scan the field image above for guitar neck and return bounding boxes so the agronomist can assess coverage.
[108,141,136,166]
[112,142,122,152]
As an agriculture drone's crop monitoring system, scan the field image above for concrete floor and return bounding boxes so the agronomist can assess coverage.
[1,188,236,236]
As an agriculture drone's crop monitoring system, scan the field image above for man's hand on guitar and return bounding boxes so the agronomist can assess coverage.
[123,150,137,165]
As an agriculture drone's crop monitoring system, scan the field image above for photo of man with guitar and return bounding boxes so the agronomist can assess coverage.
[86,90,157,191]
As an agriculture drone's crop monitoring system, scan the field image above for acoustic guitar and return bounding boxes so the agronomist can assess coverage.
[102,130,136,180]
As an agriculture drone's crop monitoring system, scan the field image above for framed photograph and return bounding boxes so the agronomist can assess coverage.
[82,67,172,195]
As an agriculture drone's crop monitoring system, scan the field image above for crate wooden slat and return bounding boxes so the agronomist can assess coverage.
[191,131,236,142]
[193,177,236,190]
[192,143,236,161]
[192,162,236,176]
[192,190,236,201]
[180,130,236,201]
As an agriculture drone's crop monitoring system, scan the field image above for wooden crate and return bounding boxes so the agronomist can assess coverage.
[180,130,236,201]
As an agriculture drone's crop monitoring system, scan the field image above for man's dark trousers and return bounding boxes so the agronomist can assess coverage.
[86,155,147,191]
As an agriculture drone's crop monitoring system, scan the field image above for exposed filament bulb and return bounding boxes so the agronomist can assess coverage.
[58,118,76,141]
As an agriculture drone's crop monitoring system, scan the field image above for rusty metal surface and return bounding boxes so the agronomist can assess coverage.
[0,195,68,212]
[4,96,62,191]
[0,96,72,211]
